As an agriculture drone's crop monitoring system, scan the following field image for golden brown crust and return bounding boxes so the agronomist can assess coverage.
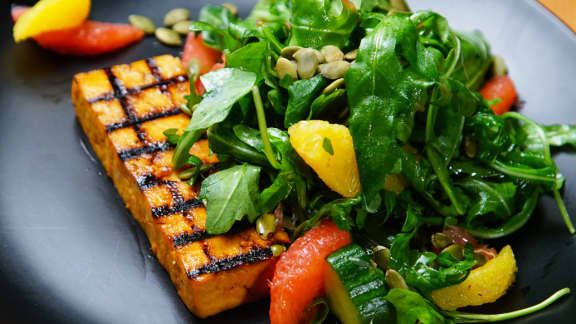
[72,55,289,318]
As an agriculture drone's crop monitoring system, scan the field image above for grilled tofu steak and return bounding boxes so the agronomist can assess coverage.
[72,55,290,318]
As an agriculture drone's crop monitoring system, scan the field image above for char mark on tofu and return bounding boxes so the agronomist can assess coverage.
[72,55,290,318]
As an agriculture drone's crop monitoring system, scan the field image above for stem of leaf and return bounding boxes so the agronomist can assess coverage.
[553,189,576,235]
[444,288,570,323]
[489,160,557,184]
[172,130,204,170]
[253,86,281,170]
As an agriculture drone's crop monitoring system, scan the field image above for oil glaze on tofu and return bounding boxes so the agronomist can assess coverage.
[72,55,289,318]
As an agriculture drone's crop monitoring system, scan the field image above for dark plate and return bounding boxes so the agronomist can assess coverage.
[1,0,575,323]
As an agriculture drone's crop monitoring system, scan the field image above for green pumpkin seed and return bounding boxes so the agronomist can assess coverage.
[129,15,156,34]
[442,244,464,260]
[222,2,238,16]
[390,0,411,12]
[318,61,350,80]
[474,253,487,267]
[323,78,345,94]
[312,49,326,64]
[172,20,193,35]
[464,136,477,158]
[373,245,390,270]
[164,8,190,27]
[276,57,298,81]
[270,244,286,257]
[431,232,453,250]
[281,46,302,59]
[344,49,358,61]
[293,48,319,79]
[321,45,344,63]
[385,269,408,289]
[155,28,183,46]
[256,213,277,240]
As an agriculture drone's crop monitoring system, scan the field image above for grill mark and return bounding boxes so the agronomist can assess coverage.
[151,198,203,218]
[167,181,185,205]
[118,141,174,161]
[136,174,175,190]
[187,246,285,279]
[105,108,183,132]
[172,223,252,248]
[145,57,163,82]
[88,75,188,104]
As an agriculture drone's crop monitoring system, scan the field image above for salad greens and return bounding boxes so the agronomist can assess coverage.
[168,0,575,322]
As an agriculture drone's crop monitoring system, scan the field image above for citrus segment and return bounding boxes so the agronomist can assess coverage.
[13,0,91,42]
[288,120,360,197]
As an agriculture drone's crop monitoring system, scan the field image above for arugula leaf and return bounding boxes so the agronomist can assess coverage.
[187,68,257,132]
[346,14,438,212]
[385,289,450,324]
[289,0,359,48]
[200,164,262,234]
[389,232,476,291]
[543,124,576,148]
[248,0,291,23]
[198,4,243,51]
[208,123,269,167]
[284,74,329,128]
[457,178,516,225]
[308,89,348,121]
[163,128,180,145]
[322,138,335,155]
[226,41,269,81]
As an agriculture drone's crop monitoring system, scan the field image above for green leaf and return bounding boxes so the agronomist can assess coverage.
[389,232,476,291]
[200,164,262,234]
[226,42,269,81]
[289,0,360,48]
[284,74,329,128]
[187,68,257,132]
[163,128,180,145]
[346,14,437,212]
[457,179,516,224]
[248,0,291,23]
[208,123,269,167]
[308,89,348,121]
[385,289,449,324]
[543,124,576,148]
[322,137,334,155]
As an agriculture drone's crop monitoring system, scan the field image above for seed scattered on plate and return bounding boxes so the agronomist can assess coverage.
[128,15,156,34]
[164,8,190,27]
[172,20,193,35]
[155,27,182,46]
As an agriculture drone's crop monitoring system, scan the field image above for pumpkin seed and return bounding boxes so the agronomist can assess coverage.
[155,28,183,46]
[186,58,202,81]
[441,244,464,260]
[464,136,477,158]
[385,269,408,289]
[293,48,319,79]
[276,57,298,81]
[270,244,286,257]
[172,20,193,35]
[256,213,277,240]
[344,49,358,61]
[373,245,390,270]
[474,253,487,267]
[318,61,350,80]
[390,0,411,12]
[222,2,238,16]
[312,48,326,64]
[321,45,344,63]
[129,15,156,34]
[164,8,190,27]
[431,232,453,250]
[281,46,302,59]
[323,78,345,94]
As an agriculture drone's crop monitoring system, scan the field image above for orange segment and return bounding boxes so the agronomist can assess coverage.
[288,120,360,197]
[429,245,517,310]
[13,0,91,42]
